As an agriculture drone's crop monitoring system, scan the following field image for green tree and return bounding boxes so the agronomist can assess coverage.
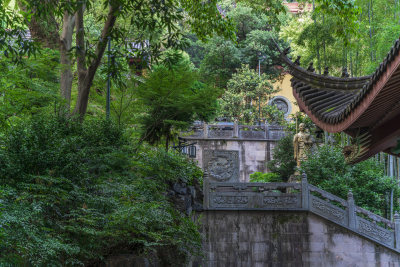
[301,145,399,216]
[136,56,221,149]
[0,1,38,61]
[219,64,279,123]
[267,134,297,181]
[0,115,203,265]
[199,36,241,88]
[241,29,284,77]
[268,134,398,216]
[280,0,400,77]
[197,2,287,88]
[250,172,282,182]
[3,0,236,117]
[229,4,268,42]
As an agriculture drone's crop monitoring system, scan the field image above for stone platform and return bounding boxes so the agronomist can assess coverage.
[194,175,400,266]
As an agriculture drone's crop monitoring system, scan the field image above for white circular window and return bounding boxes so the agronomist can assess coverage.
[269,96,292,117]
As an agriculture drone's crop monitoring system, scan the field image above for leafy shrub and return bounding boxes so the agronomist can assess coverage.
[301,145,399,216]
[250,172,281,183]
[267,134,296,181]
[0,115,202,266]
[0,49,60,130]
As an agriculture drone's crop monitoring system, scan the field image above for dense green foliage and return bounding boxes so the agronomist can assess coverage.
[136,57,220,148]
[0,49,60,129]
[267,134,297,181]
[269,135,399,216]
[250,172,282,183]
[2,0,399,263]
[219,64,281,123]
[0,1,38,61]
[281,0,400,76]
[187,2,287,89]
[301,145,399,216]
[0,116,202,265]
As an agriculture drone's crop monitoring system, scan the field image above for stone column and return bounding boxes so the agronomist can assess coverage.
[301,172,309,210]
[233,119,239,138]
[264,121,269,139]
[203,122,208,138]
[395,212,400,250]
[347,190,356,230]
[203,171,210,209]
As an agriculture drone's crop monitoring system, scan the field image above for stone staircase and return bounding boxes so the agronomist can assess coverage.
[203,173,400,253]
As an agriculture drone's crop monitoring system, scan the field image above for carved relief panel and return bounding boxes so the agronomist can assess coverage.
[203,150,239,182]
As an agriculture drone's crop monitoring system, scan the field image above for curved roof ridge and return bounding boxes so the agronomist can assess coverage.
[282,54,371,83]
[282,37,400,131]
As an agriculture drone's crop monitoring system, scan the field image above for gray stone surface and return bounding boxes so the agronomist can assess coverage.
[198,211,400,267]
[182,123,286,181]
[205,180,398,251]
[203,150,240,182]
[193,140,275,182]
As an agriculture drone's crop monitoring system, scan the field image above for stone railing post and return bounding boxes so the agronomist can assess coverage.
[233,119,239,138]
[203,122,208,138]
[395,212,400,250]
[203,171,210,209]
[264,122,269,139]
[301,172,309,210]
[347,190,356,230]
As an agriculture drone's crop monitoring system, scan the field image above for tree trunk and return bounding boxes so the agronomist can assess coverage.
[312,0,321,74]
[74,3,87,117]
[60,11,76,109]
[368,1,374,62]
[371,0,376,61]
[350,50,353,77]
[355,49,359,76]
[73,4,118,118]
[18,2,59,50]
[322,15,327,69]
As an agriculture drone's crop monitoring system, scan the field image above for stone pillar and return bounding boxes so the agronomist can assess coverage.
[301,172,309,210]
[233,119,239,138]
[347,190,356,230]
[395,212,400,250]
[203,122,208,138]
[203,171,210,209]
[264,121,269,139]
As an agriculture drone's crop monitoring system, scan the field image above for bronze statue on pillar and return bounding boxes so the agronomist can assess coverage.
[293,123,313,169]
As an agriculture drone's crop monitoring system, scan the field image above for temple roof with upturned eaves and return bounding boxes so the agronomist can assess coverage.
[279,38,400,163]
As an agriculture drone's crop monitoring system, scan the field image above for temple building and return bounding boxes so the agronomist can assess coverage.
[280,38,400,163]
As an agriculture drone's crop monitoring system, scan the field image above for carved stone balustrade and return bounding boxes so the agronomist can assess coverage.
[185,122,286,141]
[203,173,400,253]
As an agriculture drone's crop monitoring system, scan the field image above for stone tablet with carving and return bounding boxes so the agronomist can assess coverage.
[203,150,239,182]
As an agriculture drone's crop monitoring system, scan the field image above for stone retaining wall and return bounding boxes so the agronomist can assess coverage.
[198,210,400,267]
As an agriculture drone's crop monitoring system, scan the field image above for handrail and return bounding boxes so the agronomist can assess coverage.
[356,206,394,228]
[184,122,286,140]
[203,173,400,252]
[308,184,348,207]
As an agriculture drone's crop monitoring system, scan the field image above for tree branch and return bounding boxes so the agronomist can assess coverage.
[73,4,119,118]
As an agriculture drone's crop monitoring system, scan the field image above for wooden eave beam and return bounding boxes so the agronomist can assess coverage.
[350,112,400,163]
[292,48,400,133]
